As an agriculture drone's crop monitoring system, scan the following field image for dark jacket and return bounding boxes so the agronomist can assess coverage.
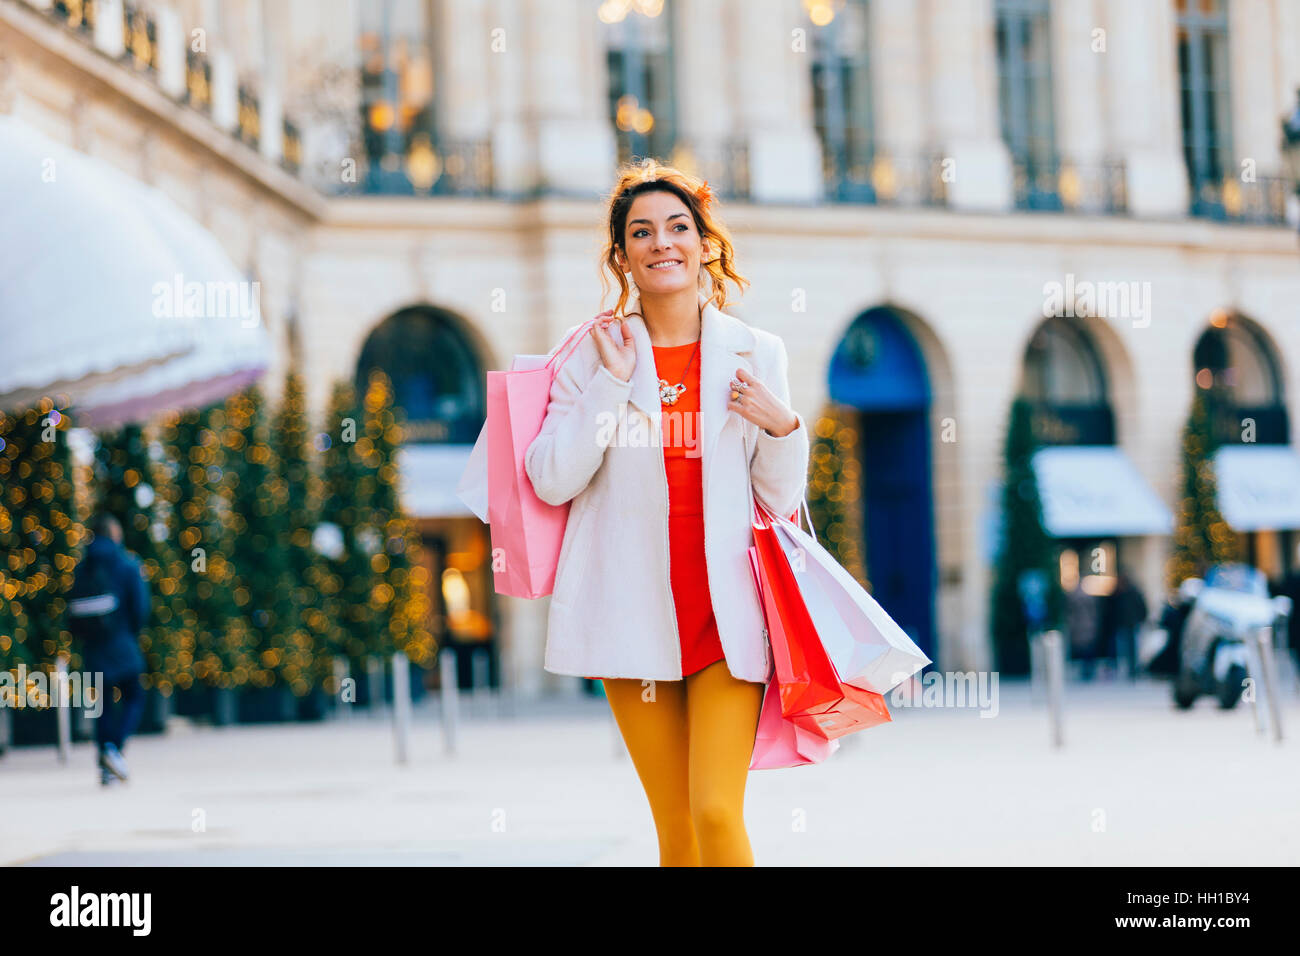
[68,535,149,680]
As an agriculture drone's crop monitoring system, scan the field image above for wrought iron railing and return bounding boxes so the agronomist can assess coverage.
[1190,175,1291,225]
[340,138,495,198]
[863,151,949,208]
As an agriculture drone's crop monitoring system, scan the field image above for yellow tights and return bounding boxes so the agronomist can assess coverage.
[602,659,765,867]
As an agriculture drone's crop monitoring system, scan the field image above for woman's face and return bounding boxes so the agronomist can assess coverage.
[618,190,707,296]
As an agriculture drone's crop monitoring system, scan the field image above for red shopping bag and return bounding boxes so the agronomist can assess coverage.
[746,549,839,769]
[751,500,892,741]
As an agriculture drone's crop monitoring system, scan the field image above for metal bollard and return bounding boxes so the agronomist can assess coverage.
[1042,630,1065,748]
[471,648,492,719]
[392,651,411,765]
[439,648,459,755]
[366,655,385,719]
[1253,628,1284,743]
[332,658,349,720]
[55,660,71,764]
[1029,630,1044,706]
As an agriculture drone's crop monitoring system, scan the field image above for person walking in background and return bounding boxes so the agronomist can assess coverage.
[1108,567,1149,681]
[1066,578,1100,681]
[66,512,150,786]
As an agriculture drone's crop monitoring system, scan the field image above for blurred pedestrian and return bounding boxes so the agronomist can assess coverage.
[66,512,150,786]
[1107,567,1149,681]
[1065,579,1100,681]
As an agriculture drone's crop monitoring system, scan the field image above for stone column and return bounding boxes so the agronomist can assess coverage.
[93,0,125,58]
[1050,1,1105,162]
[258,0,287,163]
[728,0,823,203]
[155,7,186,99]
[491,0,615,196]
[869,0,929,202]
[1101,0,1188,216]
[1228,0,1281,176]
[437,0,492,143]
[924,0,1013,210]
[672,0,734,186]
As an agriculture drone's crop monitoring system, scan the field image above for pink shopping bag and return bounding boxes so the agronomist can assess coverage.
[750,676,840,770]
[485,319,597,598]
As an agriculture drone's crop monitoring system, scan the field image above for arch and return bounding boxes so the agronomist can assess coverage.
[355,304,489,444]
[1015,313,1139,447]
[825,302,960,667]
[1191,309,1290,446]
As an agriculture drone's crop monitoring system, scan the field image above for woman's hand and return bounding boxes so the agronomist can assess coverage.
[728,367,799,437]
[590,310,636,382]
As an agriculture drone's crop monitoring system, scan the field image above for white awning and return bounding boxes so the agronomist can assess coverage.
[0,115,270,424]
[1031,445,1173,537]
[1213,445,1300,531]
[397,444,479,519]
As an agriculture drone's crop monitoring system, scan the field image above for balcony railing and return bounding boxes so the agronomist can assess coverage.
[1011,159,1128,214]
[865,152,949,208]
[335,138,495,197]
[1190,175,1291,225]
[666,139,751,202]
[36,0,303,178]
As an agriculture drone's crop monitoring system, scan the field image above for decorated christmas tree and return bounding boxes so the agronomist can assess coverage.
[358,370,434,669]
[1167,387,1240,589]
[217,385,286,692]
[0,399,81,675]
[159,403,235,691]
[990,396,1063,676]
[317,381,381,668]
[270,370,333,697]
[806,403,869,590]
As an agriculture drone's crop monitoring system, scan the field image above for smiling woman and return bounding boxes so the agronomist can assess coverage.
[519,158,810,867]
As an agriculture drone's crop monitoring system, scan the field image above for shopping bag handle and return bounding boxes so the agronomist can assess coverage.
[753,494,819,546]
[545,313,607,371]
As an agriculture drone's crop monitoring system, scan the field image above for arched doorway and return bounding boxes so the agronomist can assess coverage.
[1193,310,1296,580]
[1016,315,1170,678]
[356,306,497,694]
[829,306,937,661]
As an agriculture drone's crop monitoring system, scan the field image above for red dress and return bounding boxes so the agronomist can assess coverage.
[652,342,727,678]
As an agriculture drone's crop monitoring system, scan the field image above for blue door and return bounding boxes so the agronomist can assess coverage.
[829,308,937,663]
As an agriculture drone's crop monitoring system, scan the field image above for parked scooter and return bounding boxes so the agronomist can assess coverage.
[1172,564,1292,710]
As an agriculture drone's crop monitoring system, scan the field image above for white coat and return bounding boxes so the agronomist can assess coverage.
[523,289,811,682]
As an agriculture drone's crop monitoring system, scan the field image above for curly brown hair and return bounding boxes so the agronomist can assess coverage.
[598,158,749,318]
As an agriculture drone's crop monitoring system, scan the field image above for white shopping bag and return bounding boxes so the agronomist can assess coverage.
[769,506,930,694]
[456,420,490,523]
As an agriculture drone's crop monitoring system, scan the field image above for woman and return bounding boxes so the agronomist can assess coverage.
[525,160,810,866]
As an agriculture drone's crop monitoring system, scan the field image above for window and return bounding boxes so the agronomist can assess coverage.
[1193,312,1288,444]
[1175,0,1233,218]
[1022,317,1114,444]
[996,0,1060,210]
[356,0,490,195]
[808,0,875,202]
[359,0,436,193]
[601,0,678,166]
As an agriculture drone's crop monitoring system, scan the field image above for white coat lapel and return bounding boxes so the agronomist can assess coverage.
[616,289,756,469]
[698,291,756,485]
